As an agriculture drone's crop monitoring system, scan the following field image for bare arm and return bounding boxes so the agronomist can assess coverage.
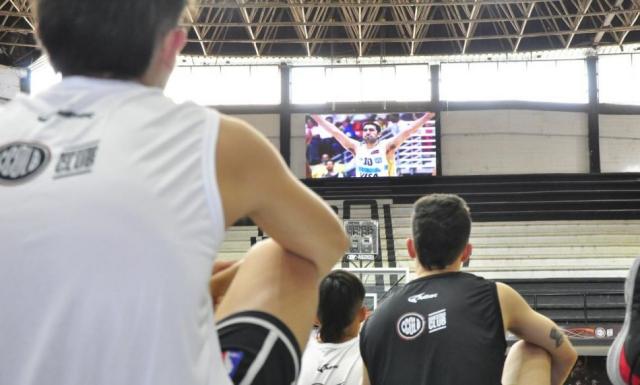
[209,260,242,306]
[361,363,372,385]
[217,115,349,274]
[386,112,435,154]
[311,114,359,153]
[497,283,578,385]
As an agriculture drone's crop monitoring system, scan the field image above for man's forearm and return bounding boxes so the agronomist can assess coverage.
[550,356,576,385]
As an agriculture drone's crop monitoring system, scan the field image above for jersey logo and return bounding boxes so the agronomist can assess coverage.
[317,363,339,373]
[38,110,95,122]
[397,312,426,340]
[407,292,438,303]
[428,309,447,334]
[222,350,245,379]
[54,141,99,179]
[371,149,380,155]
[0,142,51,185]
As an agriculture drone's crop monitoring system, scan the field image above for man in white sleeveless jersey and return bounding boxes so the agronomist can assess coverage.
[0,1,348,385]
[311,113,434,177]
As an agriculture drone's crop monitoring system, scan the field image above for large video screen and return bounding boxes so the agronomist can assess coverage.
[305,112,437,178]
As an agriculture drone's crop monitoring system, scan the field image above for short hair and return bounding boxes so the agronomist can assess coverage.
[317,270,365,343]
[363,121,381,133]
[411,194,471,270]
[36,0,186,78]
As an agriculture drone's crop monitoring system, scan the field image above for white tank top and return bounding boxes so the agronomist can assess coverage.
[297,331,363,385]
[354,141,390,177]
[0,77,232,385]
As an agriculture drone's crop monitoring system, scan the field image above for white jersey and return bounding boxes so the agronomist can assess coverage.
[0,77,232,385]
[297,331,363,385]
[354,140,390,177]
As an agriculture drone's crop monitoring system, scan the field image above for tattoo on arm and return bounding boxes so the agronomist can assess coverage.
[549,328,564,348]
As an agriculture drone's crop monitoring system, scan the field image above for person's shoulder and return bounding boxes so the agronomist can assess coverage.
[458,272,498,288]
[218,113,262,140]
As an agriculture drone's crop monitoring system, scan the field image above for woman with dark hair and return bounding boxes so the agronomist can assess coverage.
[297,270,367,385]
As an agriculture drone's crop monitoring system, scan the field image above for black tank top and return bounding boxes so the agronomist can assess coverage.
[360,272,506,385]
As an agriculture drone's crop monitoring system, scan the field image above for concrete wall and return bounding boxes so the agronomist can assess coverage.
[227,113,280,150]
[0,65,20,102]
[441,110,589,175]
[600,115,640,173]
[290,113,307,178]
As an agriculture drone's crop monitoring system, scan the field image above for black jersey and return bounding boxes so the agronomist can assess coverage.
[360,272,506,385]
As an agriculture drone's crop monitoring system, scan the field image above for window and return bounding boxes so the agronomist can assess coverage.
[599,54,640,105]
[165,65,280,105]
[29,57,61,95]
[441,60,588,103]
[290,64,430,104]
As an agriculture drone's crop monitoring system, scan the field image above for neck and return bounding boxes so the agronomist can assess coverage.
[319,323,360,344]
[414,261,461,279]
[365,141,378,149]
[340,325,360,342]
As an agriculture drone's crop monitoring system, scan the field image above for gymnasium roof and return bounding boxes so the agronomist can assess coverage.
[1,0,640,66]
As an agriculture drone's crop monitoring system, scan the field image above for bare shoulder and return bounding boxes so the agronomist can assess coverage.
[217,114,278,165]
[215,113,284,226]
[218,114,262,145]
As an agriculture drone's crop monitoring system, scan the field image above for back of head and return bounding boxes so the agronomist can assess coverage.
[36,0,186,79]
[317,270,365,343]
[412,194,471,270]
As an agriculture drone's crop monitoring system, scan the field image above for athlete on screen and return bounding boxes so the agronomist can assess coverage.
[311,113,435,177]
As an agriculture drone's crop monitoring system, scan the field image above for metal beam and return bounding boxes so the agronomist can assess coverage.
[586,56,600,173]
[565,0,594,48]
[236,0,261,56]
[287,0,312,56]
[174,8,640,29]
[390,3,414,54]
[514,2,536,52]
[593,0,624,45]
[8,0,33,30]
[463,0,481,53]
[619,11,640,45]
[196,0,573,9]
[0,10,29,17]
[0,40,35,47]
[185,7,208,56]
[539,0,569,47]
[182,23,640,44]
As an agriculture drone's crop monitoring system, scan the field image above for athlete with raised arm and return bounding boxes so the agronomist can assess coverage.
[311,113,434,177]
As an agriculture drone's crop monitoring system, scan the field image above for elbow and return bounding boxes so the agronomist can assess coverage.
[556,343,578,372]
[337,230,350,256]
[317,225,349,275]
[566,345,578,367]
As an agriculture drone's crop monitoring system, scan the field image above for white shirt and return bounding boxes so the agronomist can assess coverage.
[354,140,390,177]
[0,77,231,385]
[297,331,363,385]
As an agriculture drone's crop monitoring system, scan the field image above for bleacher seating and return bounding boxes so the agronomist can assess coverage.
[218,173,640,350]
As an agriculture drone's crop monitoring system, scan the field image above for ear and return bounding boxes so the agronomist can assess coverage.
[358,305,367,322]
[159,28,187,69]
[406,238,417,260]
[460,243,472,264]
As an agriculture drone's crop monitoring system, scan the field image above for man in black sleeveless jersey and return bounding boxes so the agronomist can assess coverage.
[359,194,577,385]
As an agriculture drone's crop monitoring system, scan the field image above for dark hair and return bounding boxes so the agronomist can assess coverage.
[363,121,381,133]
[317,270,365,343]
[412,194,471,270]
[36,0,186,78]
